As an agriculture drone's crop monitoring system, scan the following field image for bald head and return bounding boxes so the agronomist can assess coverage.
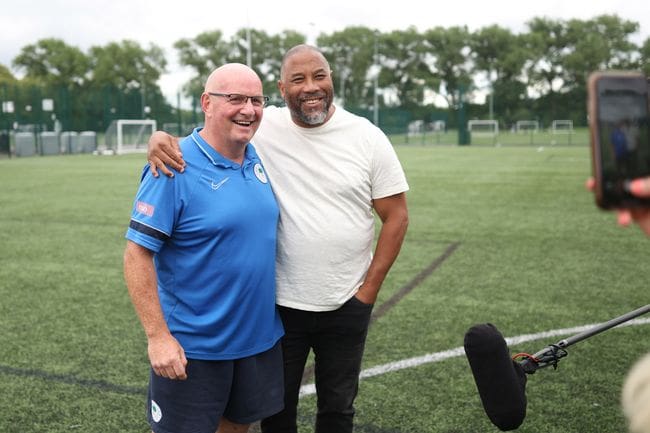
[280,45,330,80]
[199,63,264,157]
[205,63,262,93]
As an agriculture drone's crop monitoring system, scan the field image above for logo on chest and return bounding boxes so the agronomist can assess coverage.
[210,177,230,190]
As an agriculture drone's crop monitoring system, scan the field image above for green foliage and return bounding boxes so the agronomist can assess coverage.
[641,38,650,76]
[173,28,307,102]
[422,25,474,108]
[382,27,430,108]
[0,63,17,84]
[2,14,650,133]
[0,145,648,432]
[5,38,173,133]
[319,26,378,107]
[88,40,167,91]
[174,30,231,96]
[12,38,89,88]
[471,25,526,82]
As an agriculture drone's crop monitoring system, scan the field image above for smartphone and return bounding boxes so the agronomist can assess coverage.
[588,71,650,209]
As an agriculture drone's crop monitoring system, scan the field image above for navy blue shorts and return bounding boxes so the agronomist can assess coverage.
[147,341,284,433]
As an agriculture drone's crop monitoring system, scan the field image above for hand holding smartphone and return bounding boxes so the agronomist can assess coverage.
[587,71,650,209]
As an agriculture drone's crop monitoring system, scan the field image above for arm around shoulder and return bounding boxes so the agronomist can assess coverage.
[147,131,185,178]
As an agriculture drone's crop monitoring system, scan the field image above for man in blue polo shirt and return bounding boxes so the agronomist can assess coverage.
[123,63,284,433]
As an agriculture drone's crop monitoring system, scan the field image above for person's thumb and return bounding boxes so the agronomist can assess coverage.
[628,178,650,197]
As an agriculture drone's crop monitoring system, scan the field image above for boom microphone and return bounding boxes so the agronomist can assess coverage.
[464,323,527,431]
[463,306,650,430]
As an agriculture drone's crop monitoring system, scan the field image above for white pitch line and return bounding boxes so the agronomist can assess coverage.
[298,317,650,397]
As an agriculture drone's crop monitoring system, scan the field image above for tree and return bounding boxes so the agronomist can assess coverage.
[470,25,528,122]
[562,15,640,88]
[0,64,16,84]
[11,39,90,130]
[379,27,430,108]
[12,38,89,89]
[6,20,646,135]
[525,15,639,96]
[639,37,650,76]
[522,17,577,123]
[86,40,169,129]
[421,26,473,108]
[174,30,231,98]
[228,28,305,101]
[0,64,18,131]
[174,28,305,104]
[524,17,570,97]
[525,15,641,124]
[263,29,305,101]
[318,27,378,108]
[89,40,166,91]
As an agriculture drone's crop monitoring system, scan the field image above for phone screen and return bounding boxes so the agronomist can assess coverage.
[593,74,650,207]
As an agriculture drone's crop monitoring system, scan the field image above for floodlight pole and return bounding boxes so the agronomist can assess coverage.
[139,73,147,119]
[308,22,316,45]
[489,92,493,120]
[176,91,182,137]
[488,78,494,120]
[245,9,252,68]
[246,26,252,68]
[373,32,379,127]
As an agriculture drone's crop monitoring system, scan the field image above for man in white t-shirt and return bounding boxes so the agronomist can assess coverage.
[147,44,409,433]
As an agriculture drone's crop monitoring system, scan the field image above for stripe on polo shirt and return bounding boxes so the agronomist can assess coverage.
[129,220,169,242]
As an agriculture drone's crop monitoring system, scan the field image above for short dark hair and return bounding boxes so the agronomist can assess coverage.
[280,44,330,79]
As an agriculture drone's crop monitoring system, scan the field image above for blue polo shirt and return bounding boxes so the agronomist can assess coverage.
[126,128,283,360]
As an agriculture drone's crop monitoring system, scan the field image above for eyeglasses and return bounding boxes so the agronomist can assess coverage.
[207,92,269,107]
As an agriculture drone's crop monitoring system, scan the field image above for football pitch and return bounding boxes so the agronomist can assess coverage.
[0,143,648,433]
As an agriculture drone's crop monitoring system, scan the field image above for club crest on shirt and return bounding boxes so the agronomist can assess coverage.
[254,163,268,184]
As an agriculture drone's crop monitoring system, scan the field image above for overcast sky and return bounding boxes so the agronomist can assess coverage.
[3,0,650,104]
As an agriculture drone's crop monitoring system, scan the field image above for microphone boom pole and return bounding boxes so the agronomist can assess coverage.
[520,304,650,373]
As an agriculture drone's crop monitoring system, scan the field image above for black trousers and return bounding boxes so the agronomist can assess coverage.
[261,296,374,433]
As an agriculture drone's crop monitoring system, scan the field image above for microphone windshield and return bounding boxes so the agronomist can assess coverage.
[464,323,527,431]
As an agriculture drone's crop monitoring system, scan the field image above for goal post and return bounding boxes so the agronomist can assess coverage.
[104,119,157,154]
[515,120,539,133]
[407,120,425,137]
[430,120,446,132]
[468,119,499,136]
[550,120,573,134]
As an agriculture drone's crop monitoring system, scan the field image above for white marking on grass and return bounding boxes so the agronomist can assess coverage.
[298,318,650,397]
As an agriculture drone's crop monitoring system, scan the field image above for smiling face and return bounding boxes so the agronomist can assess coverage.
[201,64,264,148]
[278,45,335,128]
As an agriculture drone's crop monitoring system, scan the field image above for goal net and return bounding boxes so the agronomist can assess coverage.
[104,119,157,154]
[407,120,425,137]
[551,120,573,134]
[515,120,539,133]
[468,120,499,136]
[430,120,446,132]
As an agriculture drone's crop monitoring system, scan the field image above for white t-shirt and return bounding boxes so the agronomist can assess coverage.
[252,105,409,311]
